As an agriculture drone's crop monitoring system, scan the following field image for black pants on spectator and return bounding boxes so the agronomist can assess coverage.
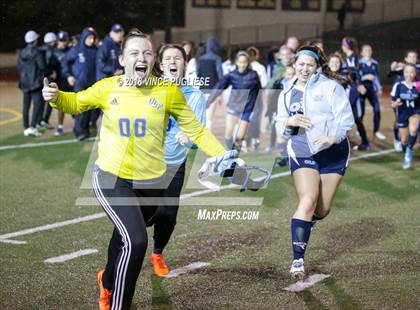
[22,89,43,129]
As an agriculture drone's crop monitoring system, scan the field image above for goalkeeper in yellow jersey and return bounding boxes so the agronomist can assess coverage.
[43,29,236,310]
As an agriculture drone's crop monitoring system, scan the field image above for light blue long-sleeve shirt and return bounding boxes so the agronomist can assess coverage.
[165,85,206,166]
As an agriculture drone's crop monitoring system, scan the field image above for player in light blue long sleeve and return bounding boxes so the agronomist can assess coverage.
[150,44,206,277]
[165,84,206,165]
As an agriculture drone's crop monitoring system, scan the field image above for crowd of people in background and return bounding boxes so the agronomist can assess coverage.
[17,25,419,168]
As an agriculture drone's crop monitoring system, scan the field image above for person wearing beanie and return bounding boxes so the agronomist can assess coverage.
[17,30,46,137]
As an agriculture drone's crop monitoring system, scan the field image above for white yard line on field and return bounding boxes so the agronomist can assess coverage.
[44,248,98,264]
[0,137,96,151]
[163,262,210,278]
[0,149,395,244]
[284,274,331,292]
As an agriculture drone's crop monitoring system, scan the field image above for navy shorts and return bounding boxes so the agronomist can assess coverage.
[289,139,350,175]
[396,108,420,128]
[227,103,254,122]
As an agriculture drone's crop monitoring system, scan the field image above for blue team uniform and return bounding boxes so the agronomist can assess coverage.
[165,85,206,166]
[390,81,420,128]
[207,68,261,122]
[358,58,382,133]
[286,87,350,175]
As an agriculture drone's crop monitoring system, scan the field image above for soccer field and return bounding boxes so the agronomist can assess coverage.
[1,82,420,309]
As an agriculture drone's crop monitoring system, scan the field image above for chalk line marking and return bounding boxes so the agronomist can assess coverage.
[164,262,210,278]
[0,213,106,243]
[44,248,98,264]
[0,149,395,244]
[284,273,331,292]
[0,137,96,151]
[0,107,22,126]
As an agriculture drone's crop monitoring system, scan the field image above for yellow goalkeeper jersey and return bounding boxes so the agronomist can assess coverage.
[50,75,225,180]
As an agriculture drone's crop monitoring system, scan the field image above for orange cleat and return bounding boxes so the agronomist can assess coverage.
[97,269,112,310]
[151,253,170,276]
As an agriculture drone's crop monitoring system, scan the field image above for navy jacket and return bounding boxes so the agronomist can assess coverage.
[96,34,121,81]
[197,37,223,89]
[207,68,261,114]
[17,43,46,92]
[54,46,73,91]
[40,44,59,81]
[63,28,97,91]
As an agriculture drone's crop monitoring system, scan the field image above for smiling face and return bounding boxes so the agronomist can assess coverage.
[403,65,416,83]
[294,54,318,84]
[119,37,155,83]
[236,55,249,73]
[405,51,418,65]
[160,47,186,81]
[328,56,341,73]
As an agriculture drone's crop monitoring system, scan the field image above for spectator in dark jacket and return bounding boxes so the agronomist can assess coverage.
[197,37,223,130]
[53,31,72,136]
[91,24,124,130]
[197,37,223,90]
[96,24,124,81]
[17,30,46,137]
[39,32,58,129]
[63,27,98,140]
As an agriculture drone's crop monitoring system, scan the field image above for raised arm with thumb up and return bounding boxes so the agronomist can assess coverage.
[42,77,59,102]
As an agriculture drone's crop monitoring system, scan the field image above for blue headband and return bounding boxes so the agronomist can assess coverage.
[295,50,319,61]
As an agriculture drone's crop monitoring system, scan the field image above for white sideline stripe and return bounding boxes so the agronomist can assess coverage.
[0,149,395,243]
[284,273,331,292]
[164,262,210,278]
[0,239,28,244]
[0,213,106,240]
[44,248,98,264]
[0,137,96,151]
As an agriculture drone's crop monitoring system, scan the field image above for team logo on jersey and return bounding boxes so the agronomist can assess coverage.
[289,101,302,114]
[110,98,119,105]
[149,98,162,110]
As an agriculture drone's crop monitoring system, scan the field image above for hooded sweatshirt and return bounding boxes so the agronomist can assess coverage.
[17,43,46,92]
[96,34,121,81]
[63,27,97,91]
[197,37,223,89]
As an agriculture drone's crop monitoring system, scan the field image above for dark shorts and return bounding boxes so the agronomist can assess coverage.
[227,103,254,122]
[289,139,350,175]
[396,108,420,128]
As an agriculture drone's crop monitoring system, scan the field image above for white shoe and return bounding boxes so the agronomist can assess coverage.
[375,131,386,140]
[290,258,305,279]
[23,128,31,136]
[26,127,42,137]
[393,139,402,152]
